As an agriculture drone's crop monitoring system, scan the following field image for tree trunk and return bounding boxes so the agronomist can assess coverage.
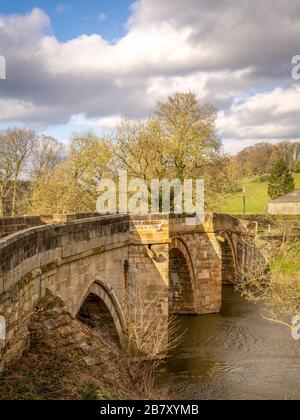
[0,196,4,217]
[11,178,18,216]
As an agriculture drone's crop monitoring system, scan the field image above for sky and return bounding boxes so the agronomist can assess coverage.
[0,0,299,153]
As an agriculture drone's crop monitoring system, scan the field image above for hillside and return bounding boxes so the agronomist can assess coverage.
[218,173,300,215]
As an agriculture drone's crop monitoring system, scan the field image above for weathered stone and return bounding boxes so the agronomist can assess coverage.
[0,212,258,370]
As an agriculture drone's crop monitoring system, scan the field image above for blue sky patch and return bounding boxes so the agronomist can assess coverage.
[0,0,133,42]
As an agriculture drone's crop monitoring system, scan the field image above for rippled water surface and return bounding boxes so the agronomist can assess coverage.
[160,287,300,400]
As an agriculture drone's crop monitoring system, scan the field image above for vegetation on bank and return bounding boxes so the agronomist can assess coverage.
[0,292,172,401]
[219,173,300,214]
[271,240,300,276]
[237,226,300,328]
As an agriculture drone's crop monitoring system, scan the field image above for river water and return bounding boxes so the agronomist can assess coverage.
[160,287,300,400]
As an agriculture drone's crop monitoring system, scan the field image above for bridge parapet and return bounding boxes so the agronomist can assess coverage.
[0,213,102,239]
[169,213,258,236]
[211,213,258,236]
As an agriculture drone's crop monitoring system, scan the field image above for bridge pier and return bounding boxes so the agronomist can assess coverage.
[126,216,170,356]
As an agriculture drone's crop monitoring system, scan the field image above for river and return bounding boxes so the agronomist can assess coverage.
[159,287,300,400]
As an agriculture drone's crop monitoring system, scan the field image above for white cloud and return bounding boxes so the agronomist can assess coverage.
[217,85,300,141]
[0,2,300,152]
[70,113,122,130]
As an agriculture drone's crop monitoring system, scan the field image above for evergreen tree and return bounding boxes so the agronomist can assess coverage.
[268,158,295,200]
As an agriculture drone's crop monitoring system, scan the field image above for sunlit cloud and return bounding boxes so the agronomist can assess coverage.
[0,1,299,151]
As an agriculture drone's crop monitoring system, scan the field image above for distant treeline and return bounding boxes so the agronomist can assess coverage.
[0,92,298,217]
[233,141,300,178]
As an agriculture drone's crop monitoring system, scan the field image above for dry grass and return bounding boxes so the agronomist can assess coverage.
[236,224,300,329]
[0,293,174,401]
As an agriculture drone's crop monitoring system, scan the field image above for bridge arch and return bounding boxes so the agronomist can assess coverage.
[169,238,196,314]
[218,231,238,285]
[76,280,127,345]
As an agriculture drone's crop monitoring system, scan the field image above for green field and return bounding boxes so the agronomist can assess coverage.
[218,173,300,215]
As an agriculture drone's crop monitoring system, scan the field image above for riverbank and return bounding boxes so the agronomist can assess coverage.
[0,292,170,400]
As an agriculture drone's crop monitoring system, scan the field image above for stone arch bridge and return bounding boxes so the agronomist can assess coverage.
[0,213,257,368]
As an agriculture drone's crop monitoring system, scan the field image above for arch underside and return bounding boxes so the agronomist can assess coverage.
[76,280,126,345]
[219,232,238,285]
[169,239,196,314]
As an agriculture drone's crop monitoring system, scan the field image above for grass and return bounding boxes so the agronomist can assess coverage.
[218,173,300,214]
[271,241,300,276]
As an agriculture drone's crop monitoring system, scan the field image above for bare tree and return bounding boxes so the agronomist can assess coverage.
[0,128,37,216]
[236,218,300,329]
[154,92,221,181]
[26,136,64,213]
[0,136,14,217]
[124,283,183,360]
[114,119,166,181]
[30,136,64,183]
[30,132,113,214]
[271,141,300,172]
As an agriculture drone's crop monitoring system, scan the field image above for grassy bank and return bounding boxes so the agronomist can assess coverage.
[271,240,300,276]
[218,173,300,215]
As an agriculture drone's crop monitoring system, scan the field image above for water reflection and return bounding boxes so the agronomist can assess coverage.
[160,287,300,400]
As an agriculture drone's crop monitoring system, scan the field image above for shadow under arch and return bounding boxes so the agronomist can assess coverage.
[169,238,196,315]
[76,280,127,346]
[218,231,238,285]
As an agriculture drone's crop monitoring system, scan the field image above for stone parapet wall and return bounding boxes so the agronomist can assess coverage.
[233,214,300,236]
[0,216,47,239]
[0,213,102,239]
[169,213,257,236]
